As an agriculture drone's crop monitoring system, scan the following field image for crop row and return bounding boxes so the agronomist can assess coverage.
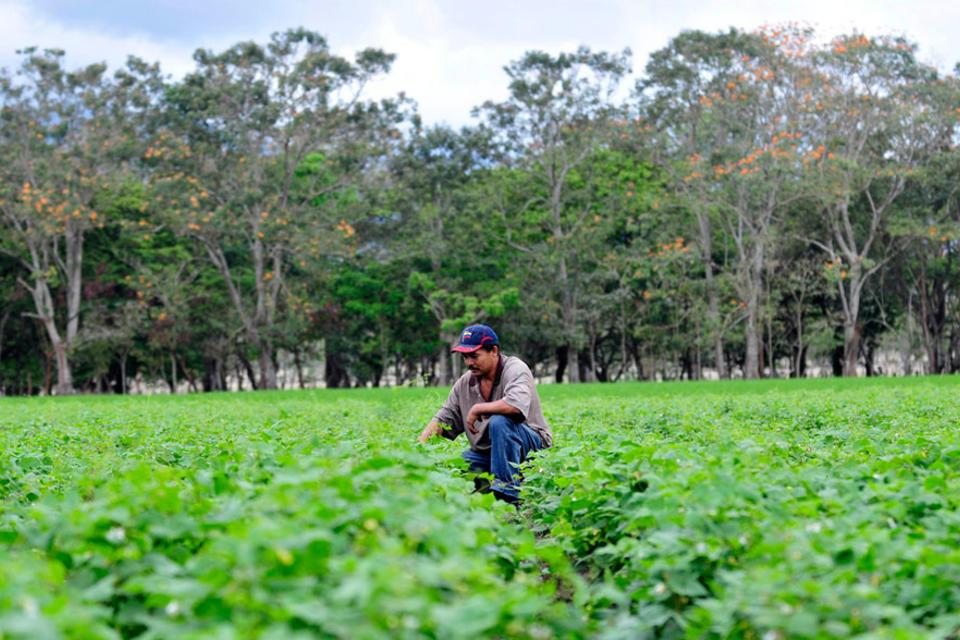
[0,395,581,639]
[3,382,960,638]
[525,387,960,638]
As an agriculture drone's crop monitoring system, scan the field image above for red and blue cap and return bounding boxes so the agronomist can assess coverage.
[451,324,500,353]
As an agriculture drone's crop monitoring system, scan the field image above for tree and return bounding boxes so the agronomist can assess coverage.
[892,145,960,373]
[389,125,519,385]
[0,252,43,394]
[568,147,663,381]
[0,49,162,394]
[156,29,400,389]
[478,46,632,382]
[644,27,815,378]
[641,28,759,378]
[805,34,956,375]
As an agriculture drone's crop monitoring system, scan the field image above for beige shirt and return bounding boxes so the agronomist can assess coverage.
[433,355,552,452]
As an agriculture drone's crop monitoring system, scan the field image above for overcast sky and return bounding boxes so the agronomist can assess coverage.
[2,0,958,126]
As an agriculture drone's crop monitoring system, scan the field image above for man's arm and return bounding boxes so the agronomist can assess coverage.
[418,419,446,444]
[466,399,522,434]
[420,382,465,444]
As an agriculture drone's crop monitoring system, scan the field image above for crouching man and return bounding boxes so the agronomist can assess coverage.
[418,324,552,504]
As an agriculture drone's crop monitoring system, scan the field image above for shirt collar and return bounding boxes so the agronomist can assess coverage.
[468,354,504,390]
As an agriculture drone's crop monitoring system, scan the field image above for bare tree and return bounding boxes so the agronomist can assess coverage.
[805,34,957,375]
[0,50,161,393]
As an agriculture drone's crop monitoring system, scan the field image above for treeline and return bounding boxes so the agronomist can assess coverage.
[2,25,960,395]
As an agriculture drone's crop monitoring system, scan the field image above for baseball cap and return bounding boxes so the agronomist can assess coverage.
[451,324,499,353]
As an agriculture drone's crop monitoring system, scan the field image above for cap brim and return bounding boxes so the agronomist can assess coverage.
[451,344,483,353]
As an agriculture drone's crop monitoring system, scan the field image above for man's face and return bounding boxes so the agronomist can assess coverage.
[461,347,499,378]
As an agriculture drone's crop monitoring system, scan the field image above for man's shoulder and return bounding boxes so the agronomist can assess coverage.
[502,355,533,378]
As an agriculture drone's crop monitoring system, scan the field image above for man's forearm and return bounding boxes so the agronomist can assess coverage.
[471,399,522,418]
[418,419,443,443]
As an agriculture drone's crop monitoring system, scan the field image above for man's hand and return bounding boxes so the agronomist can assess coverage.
[418,420,443,444]
[467,400,521,435]
[466,406,485,435]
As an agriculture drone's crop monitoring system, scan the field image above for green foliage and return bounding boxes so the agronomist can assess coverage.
[0,390,585,638]
[322,260,437,385]
[529,377,960,638]
[5,378,960,637]
[4,27,960,390]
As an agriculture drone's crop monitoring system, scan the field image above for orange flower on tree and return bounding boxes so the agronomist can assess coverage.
[337,219,356,238]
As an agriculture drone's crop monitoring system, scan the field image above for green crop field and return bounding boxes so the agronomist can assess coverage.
[3,377,960,639]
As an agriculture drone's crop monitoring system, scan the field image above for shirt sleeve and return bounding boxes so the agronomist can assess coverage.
[434,383,465,440]
[502,362,533,421]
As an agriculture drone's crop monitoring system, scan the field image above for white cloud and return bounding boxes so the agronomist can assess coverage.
[614,0,960,71]
[0,0,200,78]
[0,0,335,78]
[2,0,958,126]
[354,17,528,126]
[344,0,960,125]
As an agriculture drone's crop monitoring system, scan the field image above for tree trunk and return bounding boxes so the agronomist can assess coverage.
[324,343,349,388]
[864,342,876,377]
[54,346,73,394]
[29,277,75,395]
[204,241,278,390]
[258,346,278,390]
[741,242,764,380]
[843,322,862,377]
[438,347,451,387]
[65,225,82,352]
[568,349,581,383]
[698,211,727,379]
[51,336,73,395]
[0,309,9,369]
[587,334,598,382]
[744,299,761,379]
[557,252,581,383]
[437,329,458,386]
[238,353,259,390]
[693,319,703,381]
[790,344,807,378]
[293,349,306,389]
[617,298,629,381]
[177,355,198,392]
[949,328,960,373]
[202,358,217,392]
[924,340,941,375]
[901,288,916,376]
[840,268,864,377]
[830,341,844,377]
[917,266,946,375]
[627,336,645,381]
[554,345,568,383]
[577,348,592,383]
[681,350,693,380]
[766,309,776,378]
[235,360,245,391]
[792,297,805,379]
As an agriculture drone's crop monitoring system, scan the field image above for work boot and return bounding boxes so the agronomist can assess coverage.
[473,476,492,494]
[493,490,520,508]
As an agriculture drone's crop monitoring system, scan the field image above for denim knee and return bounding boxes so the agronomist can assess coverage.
[487,414,515,438]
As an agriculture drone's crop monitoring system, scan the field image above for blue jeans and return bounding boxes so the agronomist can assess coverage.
[462,414,542,499]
